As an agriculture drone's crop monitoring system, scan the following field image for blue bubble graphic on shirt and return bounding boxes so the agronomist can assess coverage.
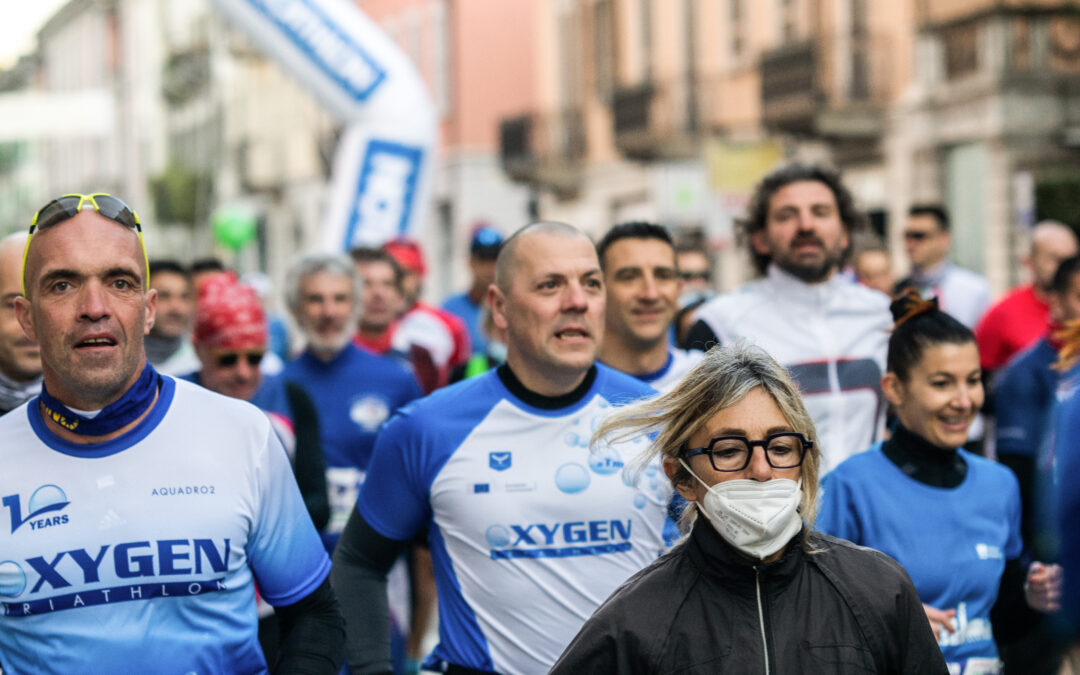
[633,494,646,509]
[28,484,67,514]
[555,463,590,494]
[485,524,512,548]
[588,446,624,475]
[564,432,588,448]
[0,561,26,597]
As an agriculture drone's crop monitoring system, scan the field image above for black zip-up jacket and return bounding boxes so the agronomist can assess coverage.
[551,523,947,674]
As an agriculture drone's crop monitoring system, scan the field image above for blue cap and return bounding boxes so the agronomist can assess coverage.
[470,226,503,258]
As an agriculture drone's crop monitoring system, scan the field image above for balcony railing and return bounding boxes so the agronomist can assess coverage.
[760,34,891,138]
[499,108,585,197]
[611,77,710,160]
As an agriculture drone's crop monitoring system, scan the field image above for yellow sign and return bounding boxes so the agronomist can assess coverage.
[706,139,785,193]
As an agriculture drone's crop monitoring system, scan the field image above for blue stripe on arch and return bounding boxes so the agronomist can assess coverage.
[245,0,386,102]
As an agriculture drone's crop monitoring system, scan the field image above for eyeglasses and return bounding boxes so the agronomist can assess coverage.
[679,271,711,283]
[683,432,812,472]
[903,230,932,242]
[214,350,266,368]
[21,193,149,295]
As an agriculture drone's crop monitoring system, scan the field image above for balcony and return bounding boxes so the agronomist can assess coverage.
[760,34,890,139]
[611,78,708,160]
[499,108,585,198]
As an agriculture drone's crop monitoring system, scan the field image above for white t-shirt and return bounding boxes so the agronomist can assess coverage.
[0,377,330,674]
[357,365,671,674]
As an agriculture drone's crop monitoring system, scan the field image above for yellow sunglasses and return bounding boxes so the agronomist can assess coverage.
[21,193,150,295]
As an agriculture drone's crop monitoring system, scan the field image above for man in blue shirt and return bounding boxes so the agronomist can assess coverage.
[441,226,503,356]
[282,253,423,551]
[332,222,670,674]
[282,252,426,673]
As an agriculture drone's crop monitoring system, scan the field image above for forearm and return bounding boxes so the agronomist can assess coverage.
[273,577,346,674]
[406,545,437,659]
[286,383,330,530]
[331,510,408,675]
[991,557,1038,643]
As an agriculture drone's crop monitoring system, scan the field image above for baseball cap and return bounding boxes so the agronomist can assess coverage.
[383,238,426,277]
[470,226,503,260]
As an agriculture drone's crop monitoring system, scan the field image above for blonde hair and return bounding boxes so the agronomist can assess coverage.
[592,341,821,544]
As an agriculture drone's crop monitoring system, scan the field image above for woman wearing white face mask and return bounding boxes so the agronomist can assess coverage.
[817,291,1063,675]
[551,342,946,674]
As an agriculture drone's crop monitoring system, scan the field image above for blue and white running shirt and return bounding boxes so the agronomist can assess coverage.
[356,365,671,674]
[0,377,331,674]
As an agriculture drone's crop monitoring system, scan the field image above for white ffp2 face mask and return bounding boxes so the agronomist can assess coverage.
[680,459,803,560]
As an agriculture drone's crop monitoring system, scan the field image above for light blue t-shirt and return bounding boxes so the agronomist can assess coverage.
[356,365,670,675]
[817,444,1022,671]
[0,378,330,674]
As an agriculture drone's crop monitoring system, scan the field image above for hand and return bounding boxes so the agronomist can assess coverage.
[1025,562,1063,612]
[922,604,956,641]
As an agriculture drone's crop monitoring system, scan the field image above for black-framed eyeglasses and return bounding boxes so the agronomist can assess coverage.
[683,432,812,472]
[903,230,932,242]
[679,271,711,282]
[214,350,266,368]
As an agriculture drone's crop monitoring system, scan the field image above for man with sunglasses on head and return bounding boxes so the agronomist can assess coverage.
[0,194,344,674]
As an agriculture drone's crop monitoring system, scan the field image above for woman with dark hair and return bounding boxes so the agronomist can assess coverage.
[818,290,1062,674]
[551,342,945,674]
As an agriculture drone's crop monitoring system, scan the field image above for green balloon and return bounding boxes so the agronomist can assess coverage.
[212,207,258,250]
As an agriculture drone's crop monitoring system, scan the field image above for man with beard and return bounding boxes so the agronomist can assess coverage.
[686,164,891,473]
[282,253,422,551]
[0,233,42,414]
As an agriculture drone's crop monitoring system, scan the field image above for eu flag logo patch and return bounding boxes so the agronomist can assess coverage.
[489,452,512,471]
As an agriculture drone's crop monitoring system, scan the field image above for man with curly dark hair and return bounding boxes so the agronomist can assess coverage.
[686,163,891,473]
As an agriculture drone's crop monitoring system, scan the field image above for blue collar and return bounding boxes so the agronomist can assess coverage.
[38,361,160,436]
[634,351,674,384]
